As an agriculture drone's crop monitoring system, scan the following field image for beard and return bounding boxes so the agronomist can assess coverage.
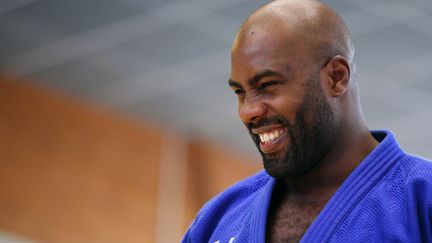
[248,78,336,179]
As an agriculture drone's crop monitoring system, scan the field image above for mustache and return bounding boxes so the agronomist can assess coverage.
[246,116,290,130]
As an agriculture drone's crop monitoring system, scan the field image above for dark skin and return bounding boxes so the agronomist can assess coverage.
[228,0,379,241]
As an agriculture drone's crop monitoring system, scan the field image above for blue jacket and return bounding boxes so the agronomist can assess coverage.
[183,131,432,242]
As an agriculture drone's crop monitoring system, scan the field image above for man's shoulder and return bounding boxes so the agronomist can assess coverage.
[379,152,432,193]
[371,152,432,209]
[399,153,432,182]
[398,154,432,198]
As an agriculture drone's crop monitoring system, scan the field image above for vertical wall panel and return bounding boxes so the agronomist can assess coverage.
[0,78,160,243]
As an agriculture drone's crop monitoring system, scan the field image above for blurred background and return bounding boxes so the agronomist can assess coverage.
[0,0,431,242]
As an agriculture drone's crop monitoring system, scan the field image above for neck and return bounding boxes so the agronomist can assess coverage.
[282,123,378,201]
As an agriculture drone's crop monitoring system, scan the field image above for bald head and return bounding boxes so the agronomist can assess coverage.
[233,0,355,71]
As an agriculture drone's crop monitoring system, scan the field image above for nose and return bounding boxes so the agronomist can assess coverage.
[239,95,267,124]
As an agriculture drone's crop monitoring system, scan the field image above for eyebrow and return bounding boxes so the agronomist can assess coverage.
[228,69,285,89]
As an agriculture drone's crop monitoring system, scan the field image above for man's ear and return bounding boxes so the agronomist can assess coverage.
[320,55,350,97]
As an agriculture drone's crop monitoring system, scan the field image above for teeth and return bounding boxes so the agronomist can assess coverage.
[263,133,270,142]
[259,129,284,144]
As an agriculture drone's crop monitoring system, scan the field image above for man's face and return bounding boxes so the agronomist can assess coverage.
[229,30,336,179]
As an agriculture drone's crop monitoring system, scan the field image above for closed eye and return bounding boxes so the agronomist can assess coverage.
[234,89,245,95]
[259,81,282,90]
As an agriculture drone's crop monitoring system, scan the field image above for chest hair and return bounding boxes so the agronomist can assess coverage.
[266,184,329,242]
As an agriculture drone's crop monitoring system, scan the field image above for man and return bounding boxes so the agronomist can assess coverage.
[183,0,432,242]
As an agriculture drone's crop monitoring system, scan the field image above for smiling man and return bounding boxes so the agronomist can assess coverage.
[183,0,432,242]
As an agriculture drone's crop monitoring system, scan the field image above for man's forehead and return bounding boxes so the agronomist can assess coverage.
[231,26,307,76]
[233,25,298,59]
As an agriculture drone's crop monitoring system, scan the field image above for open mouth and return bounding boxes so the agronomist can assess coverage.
[252,126,288,154]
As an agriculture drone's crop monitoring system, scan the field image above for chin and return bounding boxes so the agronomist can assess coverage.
[262,152,317,179]
[263,158,298,179]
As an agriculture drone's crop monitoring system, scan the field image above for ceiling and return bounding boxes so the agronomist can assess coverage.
[1,0,432,159]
